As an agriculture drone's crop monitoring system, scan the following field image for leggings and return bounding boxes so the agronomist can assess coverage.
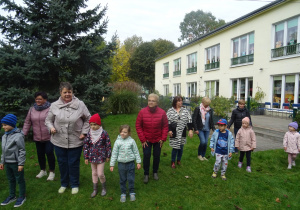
[91,162,106,184]
[239,151,252,166]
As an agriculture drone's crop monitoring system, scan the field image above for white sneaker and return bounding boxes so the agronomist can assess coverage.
[58,187,67,194]
[47,172,55,181]
[202,157,208,161]
[198,155,204,161]
[292,161,296,166]
[287,164,292,169]
[36,170,47,178]
[72,187,79,194]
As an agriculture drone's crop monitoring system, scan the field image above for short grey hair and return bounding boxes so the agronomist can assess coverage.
[59,82,73,93]
[148,93,159,103]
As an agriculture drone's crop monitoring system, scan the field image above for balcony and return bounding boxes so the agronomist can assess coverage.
[173,71,181,76]
[205,62,220,70]
[187,67,197,74]
[163,73,169,78]
[231,54,254,66]
[271,43,300,58]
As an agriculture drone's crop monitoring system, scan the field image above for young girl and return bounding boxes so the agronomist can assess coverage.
[110,125,141,203]
[283,122,300,169]
[235,117,256,173]
[84,113,111,198]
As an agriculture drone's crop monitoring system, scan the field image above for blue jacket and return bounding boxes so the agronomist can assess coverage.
[209,129,235,160]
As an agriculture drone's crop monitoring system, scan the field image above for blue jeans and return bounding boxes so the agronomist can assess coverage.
[118,161,135,194]
[234,127,240,153]
[171,145,184,162]
[54,145,83,188]
[198,130,210,157]
[143,142,161,175]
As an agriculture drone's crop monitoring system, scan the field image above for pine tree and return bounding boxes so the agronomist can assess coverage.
[0,0,117,120]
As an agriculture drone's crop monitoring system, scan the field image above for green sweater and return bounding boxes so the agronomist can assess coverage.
[110,135,141,166]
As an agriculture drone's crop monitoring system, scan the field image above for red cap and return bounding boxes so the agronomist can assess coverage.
[89,113,101,126]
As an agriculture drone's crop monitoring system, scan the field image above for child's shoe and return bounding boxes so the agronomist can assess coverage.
[1,196,16,206]
[246,166,252,173]
[71,187,79,194]
[292,161,296,166]
[36,170,47,178]
[238,162,243,168]
[130,193,136,202]
[47,172,55,181]
[58,186,67,194]
[120,194,126,203]
[287,164,292,169]
[221,174,227,181]
[13,197,26,208]
[211,172,217,178]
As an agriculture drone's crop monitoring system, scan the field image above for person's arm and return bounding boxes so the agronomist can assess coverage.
[80,102,91,139]
[132,140,142,164]
[22,108,32,136]
[209,109,215,131]
[283,133,288,151]
[247,110,252,126]
[235,130,241,149]
[250,130,256,150]
[83,132,91,160]
[192,107,199,134]
[209,131,217,151]
[105,132,112,161]
[45,106,56,133]
[16,135,26,169]
[135,111,146,143]
[110,140,119,167]
[229,132,235,154]
[227,110,236,129]
[161,111,169,142]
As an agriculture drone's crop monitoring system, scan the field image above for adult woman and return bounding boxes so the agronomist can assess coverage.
[136,93,168,184]
[192,97,215,161]
[166,96,193,168]
[23,92,55,181]
[45,82,90,194]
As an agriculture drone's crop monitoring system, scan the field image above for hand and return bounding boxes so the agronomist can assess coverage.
[50,127,56,134]
[79,134,86,140]
[137,163,141,170]
[229,153,232,158]
[159,140,164,148]
[142,141,148,148]
[195,131,199,135]
[168,131,173,137]
[188,130,193,138]
[284,147,287,151]
[106,158,110,163]
[250,148,254,151]
[110,167,114,172]
[0,164,3,170]
[85,159,89,165]
[211,148,214,152]
[237,147,240,151]
[18,166,24,172]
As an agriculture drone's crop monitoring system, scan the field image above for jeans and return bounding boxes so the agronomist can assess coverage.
[171,145,184,162]
[198,130,210,157]
[5,163,26,197]
[143,142,161,175]
[54,145,83,188]
[118,161,135,194]
[234,127,240,153]
[35,141,55,171]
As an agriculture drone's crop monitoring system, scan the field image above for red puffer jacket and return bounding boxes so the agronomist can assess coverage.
[136,106,168,143]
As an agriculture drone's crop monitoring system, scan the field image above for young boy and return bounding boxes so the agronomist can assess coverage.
[0,114,26,207]
[210,119,235,181]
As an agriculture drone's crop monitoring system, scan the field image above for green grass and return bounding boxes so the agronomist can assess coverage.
[1,114,299,209]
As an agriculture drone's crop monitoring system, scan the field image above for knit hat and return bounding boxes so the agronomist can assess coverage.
[89,113,101,126]
[242,117,250,124]
[1,114,17,128]
[217,118,227,125]
[288,122,298,130]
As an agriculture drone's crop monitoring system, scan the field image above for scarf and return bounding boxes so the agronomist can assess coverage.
[200,103,210,124]
[34,101,51,111]
[5,128,17,135]
[90,126,103,144]
[149,106,157,113]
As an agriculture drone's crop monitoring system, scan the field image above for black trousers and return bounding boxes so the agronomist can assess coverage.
[239,151,252,166]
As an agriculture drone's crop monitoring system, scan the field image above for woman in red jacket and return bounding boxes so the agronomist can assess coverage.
[136,93,168,184]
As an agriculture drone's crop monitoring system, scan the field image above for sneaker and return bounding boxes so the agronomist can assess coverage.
[292,161,296,166]
[120,194,126,203]
[130,193,136,202]
[1,196,16,206]
[238,162,243,168]
[171,161,176,169]
[202,157,208,161]
[13,197,26,208]
[287,164,292,169]
[143,175,149,184]
[221,174,227,181]
[36,170,47,178]
[246,166,252,173]
[211,172,217,178]
[58,187,67,194]
[153,173,159,180]
[198,155,204,161]
[71,187,79,194]
[47,172,55,181]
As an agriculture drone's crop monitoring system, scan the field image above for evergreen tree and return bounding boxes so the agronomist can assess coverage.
[0,0,117,120]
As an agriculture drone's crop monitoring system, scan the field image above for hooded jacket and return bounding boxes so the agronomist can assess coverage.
[235,126,256,151]
[209,129,235,160]
[283,131,300,154]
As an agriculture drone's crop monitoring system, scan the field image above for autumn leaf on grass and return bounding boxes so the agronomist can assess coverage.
[276,198,281,203]
[30,155,34,159]
[163,153,167,157]
[35,163,39,166]
[284,195,288,198]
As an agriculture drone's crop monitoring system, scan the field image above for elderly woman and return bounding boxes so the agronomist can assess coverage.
[136,93,168,184]
[167,96,193,168]
[23,92,56,181]
[45,82,90,194]
[192,97,215,161]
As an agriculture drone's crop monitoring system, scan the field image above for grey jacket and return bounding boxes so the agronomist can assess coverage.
[1,128,26,166]
[45,96,91,148]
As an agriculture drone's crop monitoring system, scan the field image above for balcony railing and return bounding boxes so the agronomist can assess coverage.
[173,71,181,76]
[271,43,300,58]
[187,67,197,74]
[163,73,169,78]
[205,62,220,70]
[231,54,254,66]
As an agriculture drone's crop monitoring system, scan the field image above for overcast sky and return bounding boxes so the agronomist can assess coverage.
[1,0,275,46]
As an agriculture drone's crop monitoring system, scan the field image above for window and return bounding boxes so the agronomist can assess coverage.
[163,62,169,78]
[173,58,181,76]
[205,81,219,98]
[273,76,282,104]
[272,16,300,58]
[187,52,197,74]
[231,78,253,100]
[231,32,254,65]
[205,45,220,70]
[173,83,181,96]
[187,82,197,98]
[163,85,169,96]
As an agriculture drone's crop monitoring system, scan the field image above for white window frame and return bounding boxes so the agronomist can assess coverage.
[187,52,197,69]
[231,32,254,59]
[163,62,169,74]
[173,83,181,96]
[205,44,220,71]
[205,80,219,98]
[230,78,253,100]
[186,82,197,98]
[163,84,169,96]
[174,58,181,72]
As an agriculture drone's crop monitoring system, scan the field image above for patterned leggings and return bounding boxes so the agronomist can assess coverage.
[213,153,228,175]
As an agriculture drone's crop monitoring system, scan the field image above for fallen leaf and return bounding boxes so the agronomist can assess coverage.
[35,163,39,166]
[284,195,288,198]
[163,153,167,157]
[108,197,113,201]
[156,207,159,209]
[276,198,281,203]
[287,205,291,207]
[185,176,190,179]
[155,203,158,206]
[30,155,34,159]
[234,205,242,210]
[178,206,183,209]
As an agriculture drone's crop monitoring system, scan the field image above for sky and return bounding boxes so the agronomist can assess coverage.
[1,0,275,46]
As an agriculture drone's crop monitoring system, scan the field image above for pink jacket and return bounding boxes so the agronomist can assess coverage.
[235,126,256,151]
[283,131,300,154]
[23,107,51,141]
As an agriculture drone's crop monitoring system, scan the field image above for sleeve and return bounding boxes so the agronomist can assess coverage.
[235,130,241,148]
[247,110,253,126]
[110,140,119,167]
[297,134,300,149]
[186,110,193,131]
[45,105,55,131]
[161,112,169,141]
[209,132,217,148]
[229,132,235,153]
[16,135,26,166]
[283,133,288,147]
[83,133,91,159]
[22,108,32,136]
[135,111,146,143]
[210,109,215,131]
[251,130,256,149]
[227,110,236,128]
[105,133,112,158]
[132,140,141,164]
[192,107,198,131]
[80,102,91,134]
[166,109,173,132]
[0,138,4,164]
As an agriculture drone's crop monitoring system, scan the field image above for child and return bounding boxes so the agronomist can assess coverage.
[83,113,111,198]
[283,122,300,169]
[210,119,235,180]
[110,125,141,203]
[235,117,256,172]
[0,114,26,207]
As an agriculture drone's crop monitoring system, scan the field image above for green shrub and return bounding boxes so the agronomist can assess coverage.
[294,111,300,132]
[190,96,202,113]
[210,96,235,118]
[158,95,172,112]
[106,91,139,114]
[109,81,142,94]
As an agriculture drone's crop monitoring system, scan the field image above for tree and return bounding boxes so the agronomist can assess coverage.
[0,0,117,119]
[111,40,130,82]
[178,10,226,43]
[152,38,176,57]
[124,35,143,56]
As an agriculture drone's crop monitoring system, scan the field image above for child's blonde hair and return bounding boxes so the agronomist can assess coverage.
[119,124,131,134]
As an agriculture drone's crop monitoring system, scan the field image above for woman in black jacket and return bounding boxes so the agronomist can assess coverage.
[192,97,215,161]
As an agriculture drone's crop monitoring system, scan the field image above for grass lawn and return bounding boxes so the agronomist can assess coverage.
[0,113,299,209]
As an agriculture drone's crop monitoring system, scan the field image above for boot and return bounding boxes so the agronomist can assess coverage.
[91,183,98,198]
[101,182,107,196]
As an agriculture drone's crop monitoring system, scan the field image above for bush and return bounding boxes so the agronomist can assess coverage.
[190,96,202,113]
[109,81,142,94]
[210,96,235,118]
[158,95,172,112]
[294,111,300,132]
[106,91,139,115]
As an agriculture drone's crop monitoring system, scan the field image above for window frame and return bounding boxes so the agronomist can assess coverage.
[205,44,220,71]
[231,32,254,66]
[186,52,197,74]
